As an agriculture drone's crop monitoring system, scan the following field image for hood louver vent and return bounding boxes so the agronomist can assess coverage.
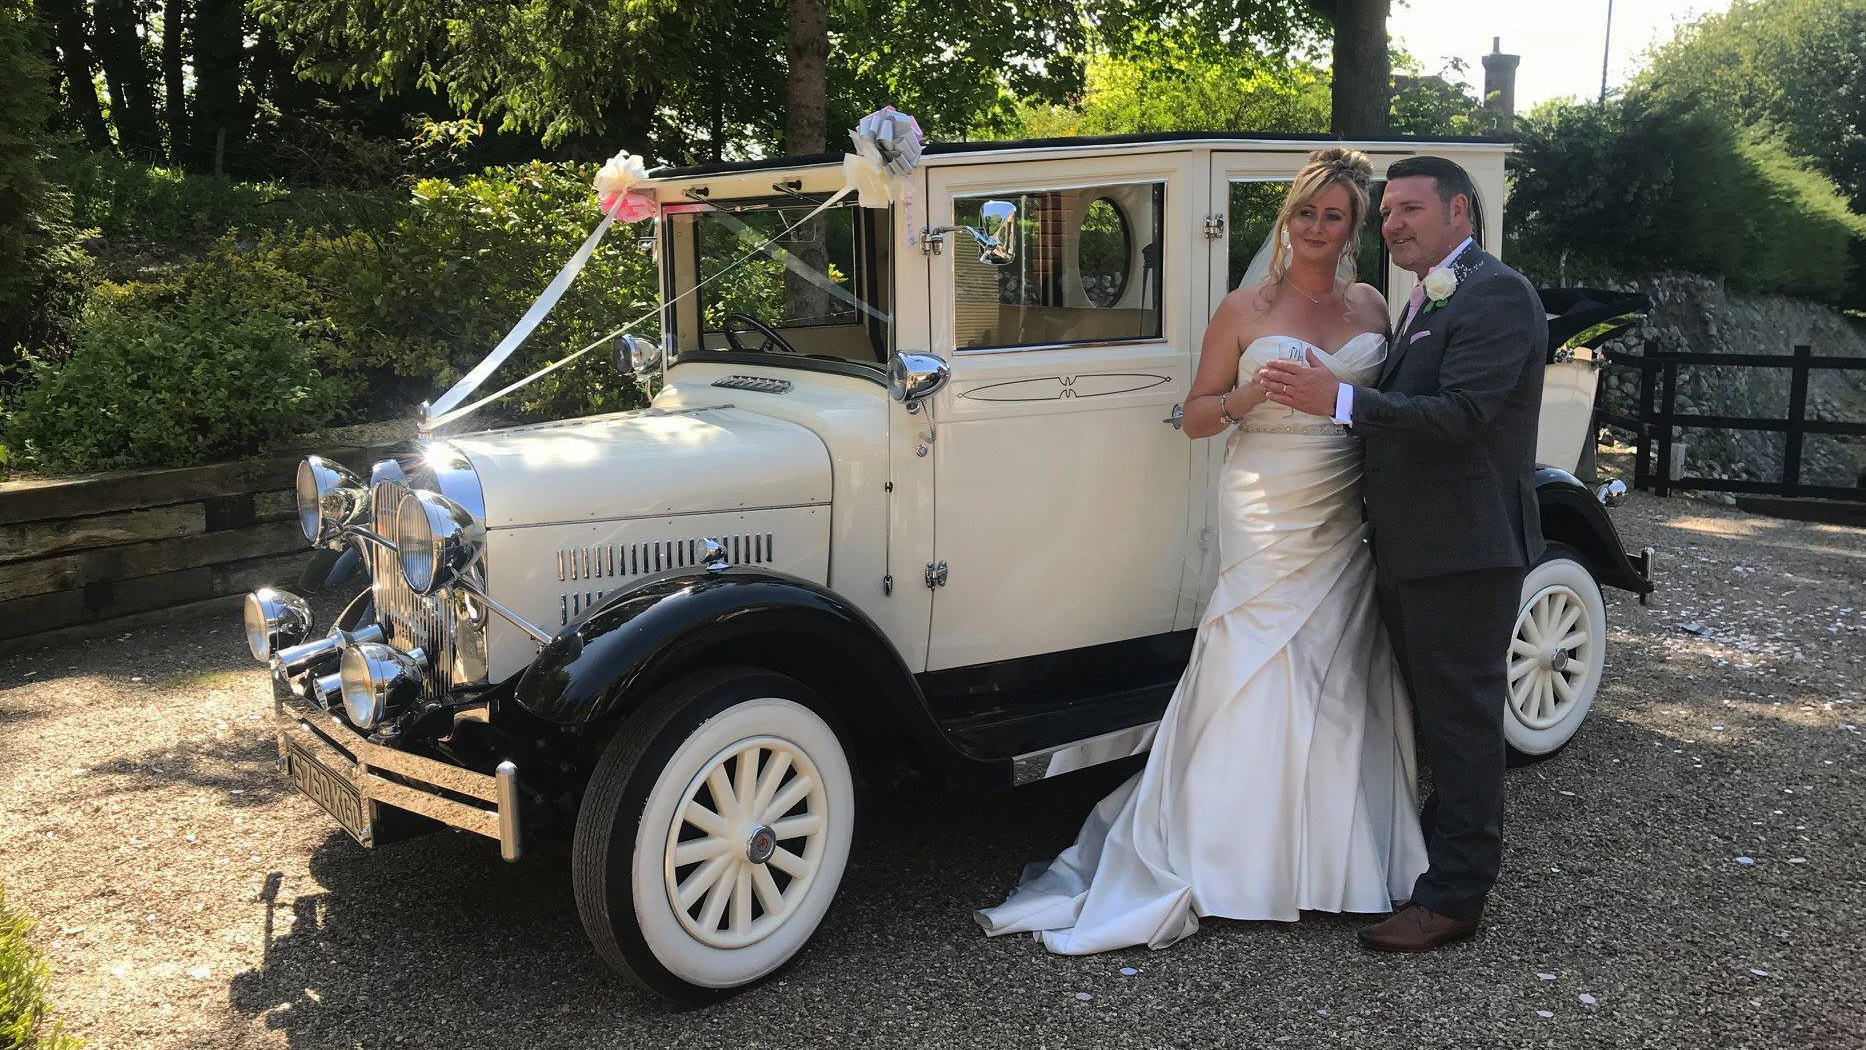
[557,532,776,623]
[711,375,792,394]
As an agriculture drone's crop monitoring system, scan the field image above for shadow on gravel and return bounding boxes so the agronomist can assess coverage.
[82,734,294,807]
[218,759,1143,1045]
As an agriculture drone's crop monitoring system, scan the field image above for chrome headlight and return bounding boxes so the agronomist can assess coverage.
[296,456,369,545]
[395,489,483,596]
[244,588,311,662]
[339,643,427,730]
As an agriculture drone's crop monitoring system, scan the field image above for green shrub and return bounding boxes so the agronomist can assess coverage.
[256,160,661,423]
[0,884,82,1050]
[49,150,405,267]
[1506,92,1866,302]
[6,159,662,473]
[2,260,352,473]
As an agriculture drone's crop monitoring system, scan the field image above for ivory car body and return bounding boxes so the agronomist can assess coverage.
[246,132,1655,1003]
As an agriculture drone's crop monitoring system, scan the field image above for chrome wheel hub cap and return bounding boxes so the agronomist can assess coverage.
[746,824,777,865]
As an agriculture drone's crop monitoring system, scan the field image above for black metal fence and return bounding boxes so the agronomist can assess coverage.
[1597,342,1866,502]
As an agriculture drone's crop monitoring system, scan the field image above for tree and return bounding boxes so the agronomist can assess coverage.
[91,0,161,156]
[1313,0,1388,136]
[1643,0,1866,210]
[190,0,241,169]
[1507,92,1866,303]
[1,0,89,374]
[34,0,108,148]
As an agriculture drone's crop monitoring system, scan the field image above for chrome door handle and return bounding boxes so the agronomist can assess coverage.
[1163,404,1184,430]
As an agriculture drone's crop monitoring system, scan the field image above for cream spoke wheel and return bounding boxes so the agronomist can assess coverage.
[576,672,855,1002]
[1503,550,1608,759]
[662,734,831,950]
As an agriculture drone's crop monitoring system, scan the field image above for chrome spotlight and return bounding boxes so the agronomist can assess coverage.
[296,456,370,546]
[395,489,484,596]
[273,623,384,676]
[339,643,427,731]
[244,588,312,662]
[1596,478,1628,507]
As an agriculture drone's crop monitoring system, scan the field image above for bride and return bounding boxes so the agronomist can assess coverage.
[976,148,1428,954]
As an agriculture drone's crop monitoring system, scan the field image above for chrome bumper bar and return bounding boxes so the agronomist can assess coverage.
[270,665,522,861]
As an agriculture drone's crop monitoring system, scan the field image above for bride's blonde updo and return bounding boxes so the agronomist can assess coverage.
[1264,147,1374,299]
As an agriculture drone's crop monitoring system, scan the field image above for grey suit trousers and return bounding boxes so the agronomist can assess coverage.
[1375,562,1524,921]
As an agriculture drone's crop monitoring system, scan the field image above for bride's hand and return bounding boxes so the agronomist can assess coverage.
[1233,373,1269,412]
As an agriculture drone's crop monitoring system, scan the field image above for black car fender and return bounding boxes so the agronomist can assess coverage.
[1535,466,1655,596]
[512,567,999,787]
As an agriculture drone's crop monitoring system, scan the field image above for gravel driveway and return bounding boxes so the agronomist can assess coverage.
[2,490,1861,1049]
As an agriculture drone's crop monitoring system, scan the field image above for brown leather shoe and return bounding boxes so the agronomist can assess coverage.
[1357,902,1479,953]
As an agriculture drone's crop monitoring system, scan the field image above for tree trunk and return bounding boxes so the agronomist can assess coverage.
[190,0,243,173]
[1326,0,1389,138]
[162,0,187,163]
[782,0,831,326]
[91,0,161,157]
[784,0,827,154]
[35,0,109,150]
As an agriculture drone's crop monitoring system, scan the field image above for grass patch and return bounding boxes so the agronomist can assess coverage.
[0,884,81,1050]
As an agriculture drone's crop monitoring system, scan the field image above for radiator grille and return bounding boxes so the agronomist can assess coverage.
[370,479,456,703]
[557,532,775,624]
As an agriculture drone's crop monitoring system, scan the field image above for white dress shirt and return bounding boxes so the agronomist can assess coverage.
[1333,236,1474,424]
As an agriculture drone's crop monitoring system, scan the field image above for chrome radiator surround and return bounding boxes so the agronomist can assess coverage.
[365,446,490,700]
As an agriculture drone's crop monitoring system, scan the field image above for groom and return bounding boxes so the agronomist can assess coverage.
[1259,155,1547,951]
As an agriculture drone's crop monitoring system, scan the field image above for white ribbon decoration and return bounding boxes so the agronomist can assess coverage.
[424,185,855,431]
[424,113,925,431]
[424,151,651,428]
[844,106,924,209]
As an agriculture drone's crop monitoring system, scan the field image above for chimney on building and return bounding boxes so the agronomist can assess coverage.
[1482,37,1521,132]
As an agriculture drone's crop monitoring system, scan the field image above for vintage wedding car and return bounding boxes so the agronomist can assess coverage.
[243,132,1655,1001]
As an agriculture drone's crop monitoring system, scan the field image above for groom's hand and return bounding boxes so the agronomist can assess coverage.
[1260,350,1337,417]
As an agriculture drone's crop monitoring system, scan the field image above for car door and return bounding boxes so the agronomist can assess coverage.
[922,154,1201,672]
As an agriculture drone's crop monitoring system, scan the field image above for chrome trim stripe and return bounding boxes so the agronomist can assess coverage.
[496,501,826,532]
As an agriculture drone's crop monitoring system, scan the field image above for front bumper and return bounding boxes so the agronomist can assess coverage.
[270,664,522,860]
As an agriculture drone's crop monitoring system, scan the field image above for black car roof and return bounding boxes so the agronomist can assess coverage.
[649,130,1515,180]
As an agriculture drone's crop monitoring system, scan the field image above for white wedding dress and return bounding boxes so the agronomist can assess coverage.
[976,332,1429,954]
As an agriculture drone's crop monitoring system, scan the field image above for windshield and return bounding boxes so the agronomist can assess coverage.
[663,195,893,365]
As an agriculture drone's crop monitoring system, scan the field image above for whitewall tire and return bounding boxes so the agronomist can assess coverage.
[572,667,856,1003]
[1505,544,1608,760]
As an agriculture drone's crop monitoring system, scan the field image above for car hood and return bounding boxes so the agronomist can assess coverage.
[447,406,830,529]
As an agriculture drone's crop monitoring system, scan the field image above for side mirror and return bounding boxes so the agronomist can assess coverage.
[977,200,1016,266]
[888,353,949,412]
[612,334,662,377]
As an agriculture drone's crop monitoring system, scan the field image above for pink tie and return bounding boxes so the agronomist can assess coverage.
[1402,282,1426,331]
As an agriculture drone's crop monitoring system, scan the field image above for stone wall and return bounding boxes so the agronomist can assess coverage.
[1575,273,1866,495]
[0,436,401,655]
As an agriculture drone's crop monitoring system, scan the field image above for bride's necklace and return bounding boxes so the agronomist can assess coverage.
[1287,276,1332,306]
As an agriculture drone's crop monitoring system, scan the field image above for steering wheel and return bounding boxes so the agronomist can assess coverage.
[721,313,798,355]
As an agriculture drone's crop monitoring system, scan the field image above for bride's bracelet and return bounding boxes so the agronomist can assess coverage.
[1218,390,1241,426]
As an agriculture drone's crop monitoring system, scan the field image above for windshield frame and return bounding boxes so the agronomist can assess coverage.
[660,193,895,371]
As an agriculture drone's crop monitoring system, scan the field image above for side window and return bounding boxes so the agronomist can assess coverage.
[953,182,1165,351]
[1227,178,1388,298]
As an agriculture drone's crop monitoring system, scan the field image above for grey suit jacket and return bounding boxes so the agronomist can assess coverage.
[1353,246,1547,580]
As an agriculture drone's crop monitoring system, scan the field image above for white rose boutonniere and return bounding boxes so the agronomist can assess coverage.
[1420,266,1458,314]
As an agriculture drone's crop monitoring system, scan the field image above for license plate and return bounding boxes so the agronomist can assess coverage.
[284,738,372,846]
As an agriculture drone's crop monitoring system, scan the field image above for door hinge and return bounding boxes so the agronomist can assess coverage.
[924,561,948,589]
[1202,213,1226,241]
[919,229,944,257]
[882,574,894,596]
